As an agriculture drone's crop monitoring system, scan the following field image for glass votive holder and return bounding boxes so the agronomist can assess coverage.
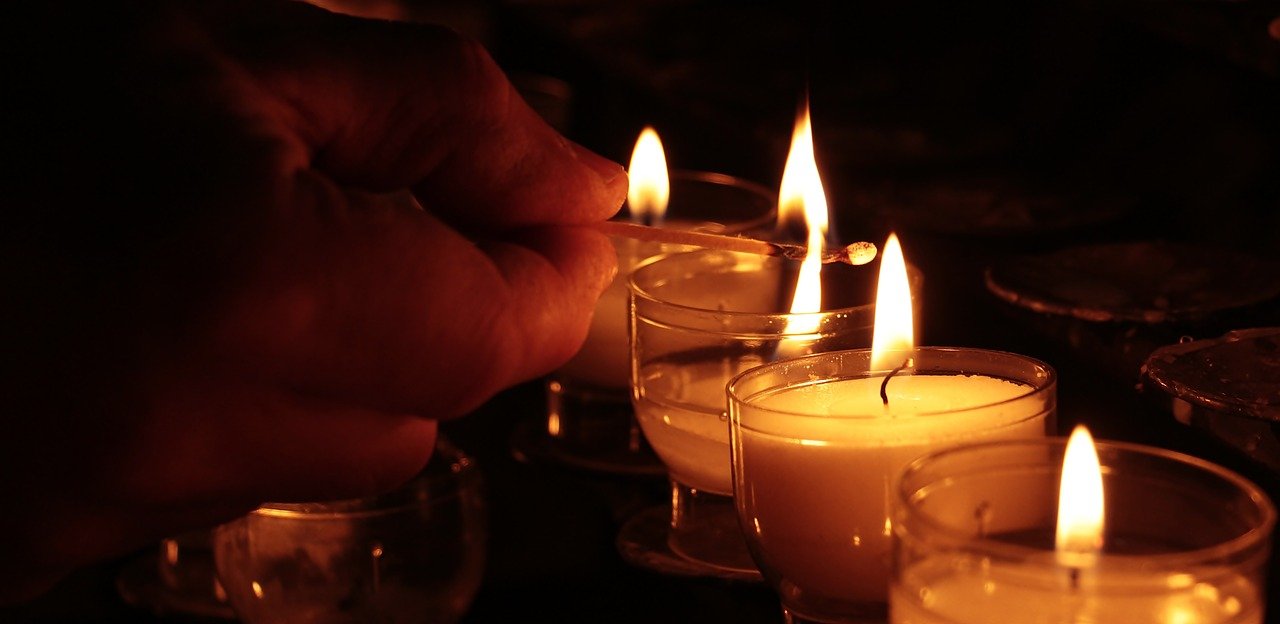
[727,347,1055,622]
[1144,327,1280,475]
[212,440,485,624]
[626,249,908,576]
[523,170,775,475]
[116,528,235,619]
[890,438,1275,624]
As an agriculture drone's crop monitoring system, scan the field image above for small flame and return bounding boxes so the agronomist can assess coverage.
[780,104,829,341]
[870,233,913,371]
[626,126,670,225]
[1056,425,1105,560]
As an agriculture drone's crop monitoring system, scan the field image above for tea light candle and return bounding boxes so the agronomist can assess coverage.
[889,432,1274,624]
[728,347,1055,619]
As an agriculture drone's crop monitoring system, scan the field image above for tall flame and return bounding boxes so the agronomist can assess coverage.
[781,104,828,339]
[626,126,670,225]
[870,233,914,371]
[778,103,830,244]
[1056,425,1105,560]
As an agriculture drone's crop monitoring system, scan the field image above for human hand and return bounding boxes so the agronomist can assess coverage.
[0,0,623,599]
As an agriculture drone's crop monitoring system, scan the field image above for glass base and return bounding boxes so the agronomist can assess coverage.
[616,505,762,583]
[116,532,235,619]
[667,481,757,573]
[509,379,665,477]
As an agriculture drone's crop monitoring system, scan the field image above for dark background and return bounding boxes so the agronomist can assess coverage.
[6,1,1279,622]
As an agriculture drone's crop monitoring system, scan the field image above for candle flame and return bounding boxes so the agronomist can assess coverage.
[870,233,914,370]
[1056,425,1105,561]
[780,103,829,343]
[626,126,670,225]
[778,103,830,242]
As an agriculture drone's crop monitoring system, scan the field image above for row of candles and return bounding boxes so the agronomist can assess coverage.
[551,106,1275,623]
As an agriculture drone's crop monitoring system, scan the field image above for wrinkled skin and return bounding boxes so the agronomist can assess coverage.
[0,0,624,601]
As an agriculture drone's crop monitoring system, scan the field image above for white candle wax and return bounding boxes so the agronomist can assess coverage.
[634,356,769,494]
[737,374,1049,607]
[890,557,1260,624]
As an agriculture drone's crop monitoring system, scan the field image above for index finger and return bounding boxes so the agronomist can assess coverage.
[197,0,626,228]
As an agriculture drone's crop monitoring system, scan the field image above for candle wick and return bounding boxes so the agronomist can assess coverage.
[1069,567,1080,591]
[879,357,911,406]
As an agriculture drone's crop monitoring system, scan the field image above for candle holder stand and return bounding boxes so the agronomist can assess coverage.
[1143,327,1280,476]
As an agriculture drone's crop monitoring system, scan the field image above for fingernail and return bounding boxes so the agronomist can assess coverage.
[570,142,624,181]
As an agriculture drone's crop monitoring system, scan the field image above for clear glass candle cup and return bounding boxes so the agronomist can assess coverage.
[534,171,776,475]
[628,249,912,575]
[890,438,1275,624]
[727,348,1056,623]
[115,529,236,619]
[212,440,485,624]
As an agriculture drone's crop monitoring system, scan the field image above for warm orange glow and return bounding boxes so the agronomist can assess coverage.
[626,126,670,225]
[779,104,829,343]
[870,233,914,370]
[1057,425,1105,562]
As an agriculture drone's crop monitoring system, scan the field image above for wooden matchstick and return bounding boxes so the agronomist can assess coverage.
[595,221,878,266]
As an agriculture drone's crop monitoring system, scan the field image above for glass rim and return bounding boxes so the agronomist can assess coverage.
[727,346,1057,419]
[615,169,777,233]
[629,248,897,323]
[669,169,777,204]
[894,436,1277,566]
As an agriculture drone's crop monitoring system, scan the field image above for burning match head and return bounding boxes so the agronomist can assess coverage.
[839,241,878,266]
[781,241,879,265]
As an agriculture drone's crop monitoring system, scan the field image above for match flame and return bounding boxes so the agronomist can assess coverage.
[870,233,914,371]
[778,103,830,243]
[1056,425,1105,561]
[781,105,829,336]
[626,126,670,225]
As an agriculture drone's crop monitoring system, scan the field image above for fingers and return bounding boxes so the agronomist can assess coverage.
[198,0,626,229]
[477,225,619,379]
[175,2,624,415]
[207,178,618,419]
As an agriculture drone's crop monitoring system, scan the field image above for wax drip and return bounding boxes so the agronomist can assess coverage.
[880,357,911,406]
